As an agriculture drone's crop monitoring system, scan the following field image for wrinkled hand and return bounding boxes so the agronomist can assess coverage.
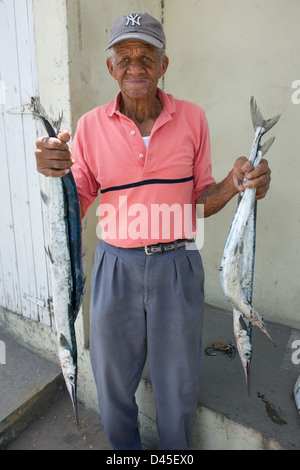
[35,131,73,177]
[232,156,271,200]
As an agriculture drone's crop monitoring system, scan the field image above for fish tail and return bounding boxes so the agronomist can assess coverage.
[250,96,281,133]
[258,136,275,159]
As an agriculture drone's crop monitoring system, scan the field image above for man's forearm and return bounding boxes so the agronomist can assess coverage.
[196,170,239,218]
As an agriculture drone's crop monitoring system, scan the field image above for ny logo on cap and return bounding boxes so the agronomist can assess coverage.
[125,14,141,26]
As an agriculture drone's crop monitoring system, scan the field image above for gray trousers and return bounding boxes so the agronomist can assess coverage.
[90,240,204,450]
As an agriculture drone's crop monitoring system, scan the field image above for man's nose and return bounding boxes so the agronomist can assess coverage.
[127,60,146,75]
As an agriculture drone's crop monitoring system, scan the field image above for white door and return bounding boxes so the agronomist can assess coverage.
[0,0,52,326]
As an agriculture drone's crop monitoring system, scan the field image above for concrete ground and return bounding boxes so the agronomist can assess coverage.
[1,304,300,450]
[5,391,111,451]
[0,328,110,451]
[195,305,300,449]
[139,304,300,450]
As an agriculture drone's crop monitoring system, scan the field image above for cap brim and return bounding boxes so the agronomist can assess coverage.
[105,33,164,51]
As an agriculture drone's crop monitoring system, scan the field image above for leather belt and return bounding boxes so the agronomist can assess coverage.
[135,239,194,255]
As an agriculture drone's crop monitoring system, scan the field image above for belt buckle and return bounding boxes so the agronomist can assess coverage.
[144,244,163,255]
[144,245,155,255]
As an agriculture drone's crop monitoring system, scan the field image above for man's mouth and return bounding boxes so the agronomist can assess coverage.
[125,79,148,85]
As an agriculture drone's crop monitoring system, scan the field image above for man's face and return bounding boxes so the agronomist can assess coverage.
[106,40,169,100]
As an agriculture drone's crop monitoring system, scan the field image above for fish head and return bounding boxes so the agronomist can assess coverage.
[237,343,252,396]
[235,321,252,396]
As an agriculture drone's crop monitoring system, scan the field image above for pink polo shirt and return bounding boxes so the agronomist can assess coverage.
[71,88,215,248]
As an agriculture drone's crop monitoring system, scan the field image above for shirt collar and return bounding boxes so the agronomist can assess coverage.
[104,87,176,118]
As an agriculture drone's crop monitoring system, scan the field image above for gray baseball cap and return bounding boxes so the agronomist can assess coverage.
[105,13,166,50]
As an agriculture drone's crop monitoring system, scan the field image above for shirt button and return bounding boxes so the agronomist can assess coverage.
[139,153,144,158]
[131,130,135,135]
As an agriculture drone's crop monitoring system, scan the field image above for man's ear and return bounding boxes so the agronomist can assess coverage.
[106,57,116,78]
[159,56,169,79]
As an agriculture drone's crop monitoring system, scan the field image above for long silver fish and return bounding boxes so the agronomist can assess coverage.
[233,141,274,394]
[232,196,256,395]
[32,99,84,428]
[220,97,280,387]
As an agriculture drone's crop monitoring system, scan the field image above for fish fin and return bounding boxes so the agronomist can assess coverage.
[53,112,63,133]
[68,303,77,322]
[239,314,252,336]
[263,114,281,133]
[59,333,72,352]
[250,96,265,130]
[250,96,281,133]
[69,302,82,326]
[44,246,54,264]
[32,99,60,137]
[234,243,239,256]
[258,136,275,158]
[41,190,49,205]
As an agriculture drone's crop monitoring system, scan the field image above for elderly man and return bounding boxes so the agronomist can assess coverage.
[35,13,270,450]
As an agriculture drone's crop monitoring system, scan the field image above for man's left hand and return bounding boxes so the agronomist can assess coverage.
[232,156,271,200]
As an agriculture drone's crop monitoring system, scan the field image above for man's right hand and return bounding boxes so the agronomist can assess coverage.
[35,130,74,177]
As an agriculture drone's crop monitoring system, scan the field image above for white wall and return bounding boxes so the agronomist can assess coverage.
[66,0,163,343]
[32,0,300,337]
[164,0,300,329]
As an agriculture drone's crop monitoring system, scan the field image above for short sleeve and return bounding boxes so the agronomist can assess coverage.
[193,111,216,201]
[70,118,100,216]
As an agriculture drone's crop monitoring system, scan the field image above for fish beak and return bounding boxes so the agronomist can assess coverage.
[67,382,79,429]
[262,326,277,348]
[71,384,79,429]
[254,318,276,347]
[245,360,251,397]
